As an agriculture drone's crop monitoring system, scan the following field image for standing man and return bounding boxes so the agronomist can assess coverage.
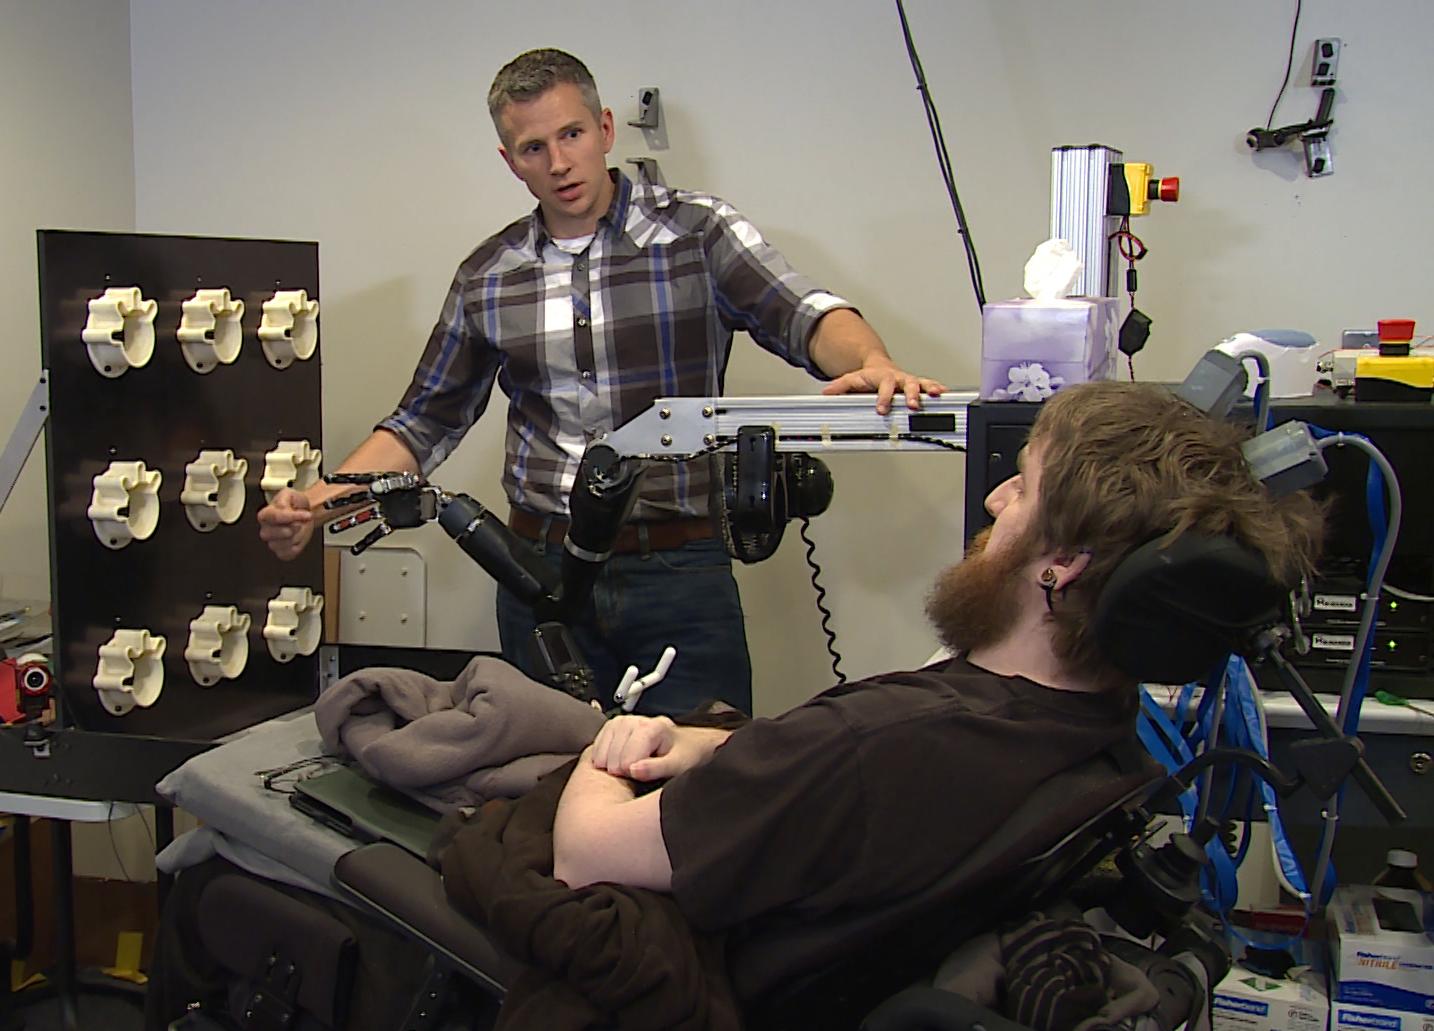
[259,48,945,716]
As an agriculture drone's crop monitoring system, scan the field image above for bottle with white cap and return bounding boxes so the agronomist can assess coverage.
[1372,849,1433,892]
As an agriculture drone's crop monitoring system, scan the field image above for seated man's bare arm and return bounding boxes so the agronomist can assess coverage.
[553,717,733,890]
[552,750,671,890]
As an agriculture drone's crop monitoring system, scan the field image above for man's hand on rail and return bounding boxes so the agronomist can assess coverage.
[589,715,733,782]
[808,308,946,415]
[821,360,947,415]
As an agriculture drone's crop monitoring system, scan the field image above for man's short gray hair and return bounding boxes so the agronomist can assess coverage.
[488,48,603,143]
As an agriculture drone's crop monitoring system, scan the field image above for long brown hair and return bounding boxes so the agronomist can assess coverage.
[1027,381,1325,684]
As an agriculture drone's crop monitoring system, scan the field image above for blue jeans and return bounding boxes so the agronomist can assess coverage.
[496,535,753,716]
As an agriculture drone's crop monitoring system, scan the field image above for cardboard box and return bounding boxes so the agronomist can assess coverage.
[1213,966,1330,1031]
[1333,1001,1434,1031]
[979,297,1118,401]
[1327,886,1434,1015]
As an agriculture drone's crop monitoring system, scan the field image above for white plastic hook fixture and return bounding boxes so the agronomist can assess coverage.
[184,605,251,686]
[82,286,159,378]
[180,449,249,531]
[93,628,167,716]
[258,289,320,370]
[264,586,324,663]
[615,646,677,712]
[177,288,245,373]
[260,440,323,502]
[87,460,163,549]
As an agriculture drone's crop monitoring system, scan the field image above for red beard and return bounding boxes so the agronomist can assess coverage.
[925,526,1037,656]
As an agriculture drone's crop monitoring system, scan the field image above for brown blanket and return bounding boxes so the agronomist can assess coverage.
[440,761,742,1030]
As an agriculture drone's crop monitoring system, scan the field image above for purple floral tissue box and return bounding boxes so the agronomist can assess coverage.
[980,298,1119,401]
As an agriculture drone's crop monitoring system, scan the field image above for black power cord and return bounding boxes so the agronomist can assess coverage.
[894,0,987,314]
[799,518,847,685]
[1265,0,1304,131]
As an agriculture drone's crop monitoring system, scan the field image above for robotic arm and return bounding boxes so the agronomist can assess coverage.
[319,393,978,701]
[324,458,645,704]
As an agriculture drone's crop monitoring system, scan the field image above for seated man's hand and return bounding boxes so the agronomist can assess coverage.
[589,715,730,783]
[821,359,947,415]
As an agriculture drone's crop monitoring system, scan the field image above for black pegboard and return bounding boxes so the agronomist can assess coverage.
[38,230,324,740]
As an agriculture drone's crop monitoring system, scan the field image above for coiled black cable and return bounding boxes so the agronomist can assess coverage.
[799,517,846,685]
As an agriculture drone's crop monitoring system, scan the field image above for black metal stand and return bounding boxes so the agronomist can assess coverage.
[0,811,149,1031]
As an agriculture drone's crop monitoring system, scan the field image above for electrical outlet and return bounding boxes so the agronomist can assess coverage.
[1311,37,1341,86]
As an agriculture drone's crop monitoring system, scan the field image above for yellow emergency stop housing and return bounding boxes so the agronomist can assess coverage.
[1354,354,1434,402]
[1124,163,1155,217]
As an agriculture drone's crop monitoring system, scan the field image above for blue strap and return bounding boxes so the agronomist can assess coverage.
[1137,687,1240,909]
[1226,657,1331,903]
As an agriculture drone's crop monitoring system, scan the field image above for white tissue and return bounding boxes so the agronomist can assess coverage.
[1023,238,1084,302]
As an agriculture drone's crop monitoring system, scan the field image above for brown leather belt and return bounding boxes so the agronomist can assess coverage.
[508,507,717,554]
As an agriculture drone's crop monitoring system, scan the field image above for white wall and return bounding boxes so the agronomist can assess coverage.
[0,0,135,602]
[0,0,144,879]
[124,0,1434,715]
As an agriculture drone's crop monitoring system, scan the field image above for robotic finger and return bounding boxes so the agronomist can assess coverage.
[615,646,677,713]
[351,522,394,554]
[327,505,381,533]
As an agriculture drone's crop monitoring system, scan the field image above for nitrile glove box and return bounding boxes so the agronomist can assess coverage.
[1213,966,1329,1031]
[1327,885,1434,1015]
[980,297,1119,401]
[1333,1002,1433,1031]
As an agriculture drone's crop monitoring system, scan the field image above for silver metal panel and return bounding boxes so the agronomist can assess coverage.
[0,374,50,513]
[1051,145,1123,299]
[601,392,978,458]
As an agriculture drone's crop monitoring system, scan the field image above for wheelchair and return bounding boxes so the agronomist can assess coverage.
[149,535,1399,1031]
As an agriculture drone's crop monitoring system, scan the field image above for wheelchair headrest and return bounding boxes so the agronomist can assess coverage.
[1093,533,1284,684]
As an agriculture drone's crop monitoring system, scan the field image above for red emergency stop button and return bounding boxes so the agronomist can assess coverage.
[1157,177,1180,202]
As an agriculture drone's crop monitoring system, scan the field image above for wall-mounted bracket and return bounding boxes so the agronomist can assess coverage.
[261,439,323,502]
[264,586,324,663]
[87,460,162,549]
[93,628,166,716]
[625,157,666,188]
[626,86,660,129]
[180,448,249,531]
[178,287,245,373]
[1311,38,1341,87]
[258,289,320,370]
[82,286,158,378]
[184,604,251,685]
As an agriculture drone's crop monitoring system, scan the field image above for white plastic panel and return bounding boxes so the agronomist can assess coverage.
[338,545,426,648]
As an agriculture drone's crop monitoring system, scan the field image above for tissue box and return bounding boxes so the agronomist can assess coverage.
[1333,1002,1434,1031]
[980,297,1119,401]
[1213,966,1330,1031]
[1327,885,1434,1015]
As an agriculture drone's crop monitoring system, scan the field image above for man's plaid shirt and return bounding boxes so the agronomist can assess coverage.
[378,170,853,520]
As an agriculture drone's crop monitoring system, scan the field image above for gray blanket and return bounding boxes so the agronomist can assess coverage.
[155,709,351,896]
[314,656,606,810]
